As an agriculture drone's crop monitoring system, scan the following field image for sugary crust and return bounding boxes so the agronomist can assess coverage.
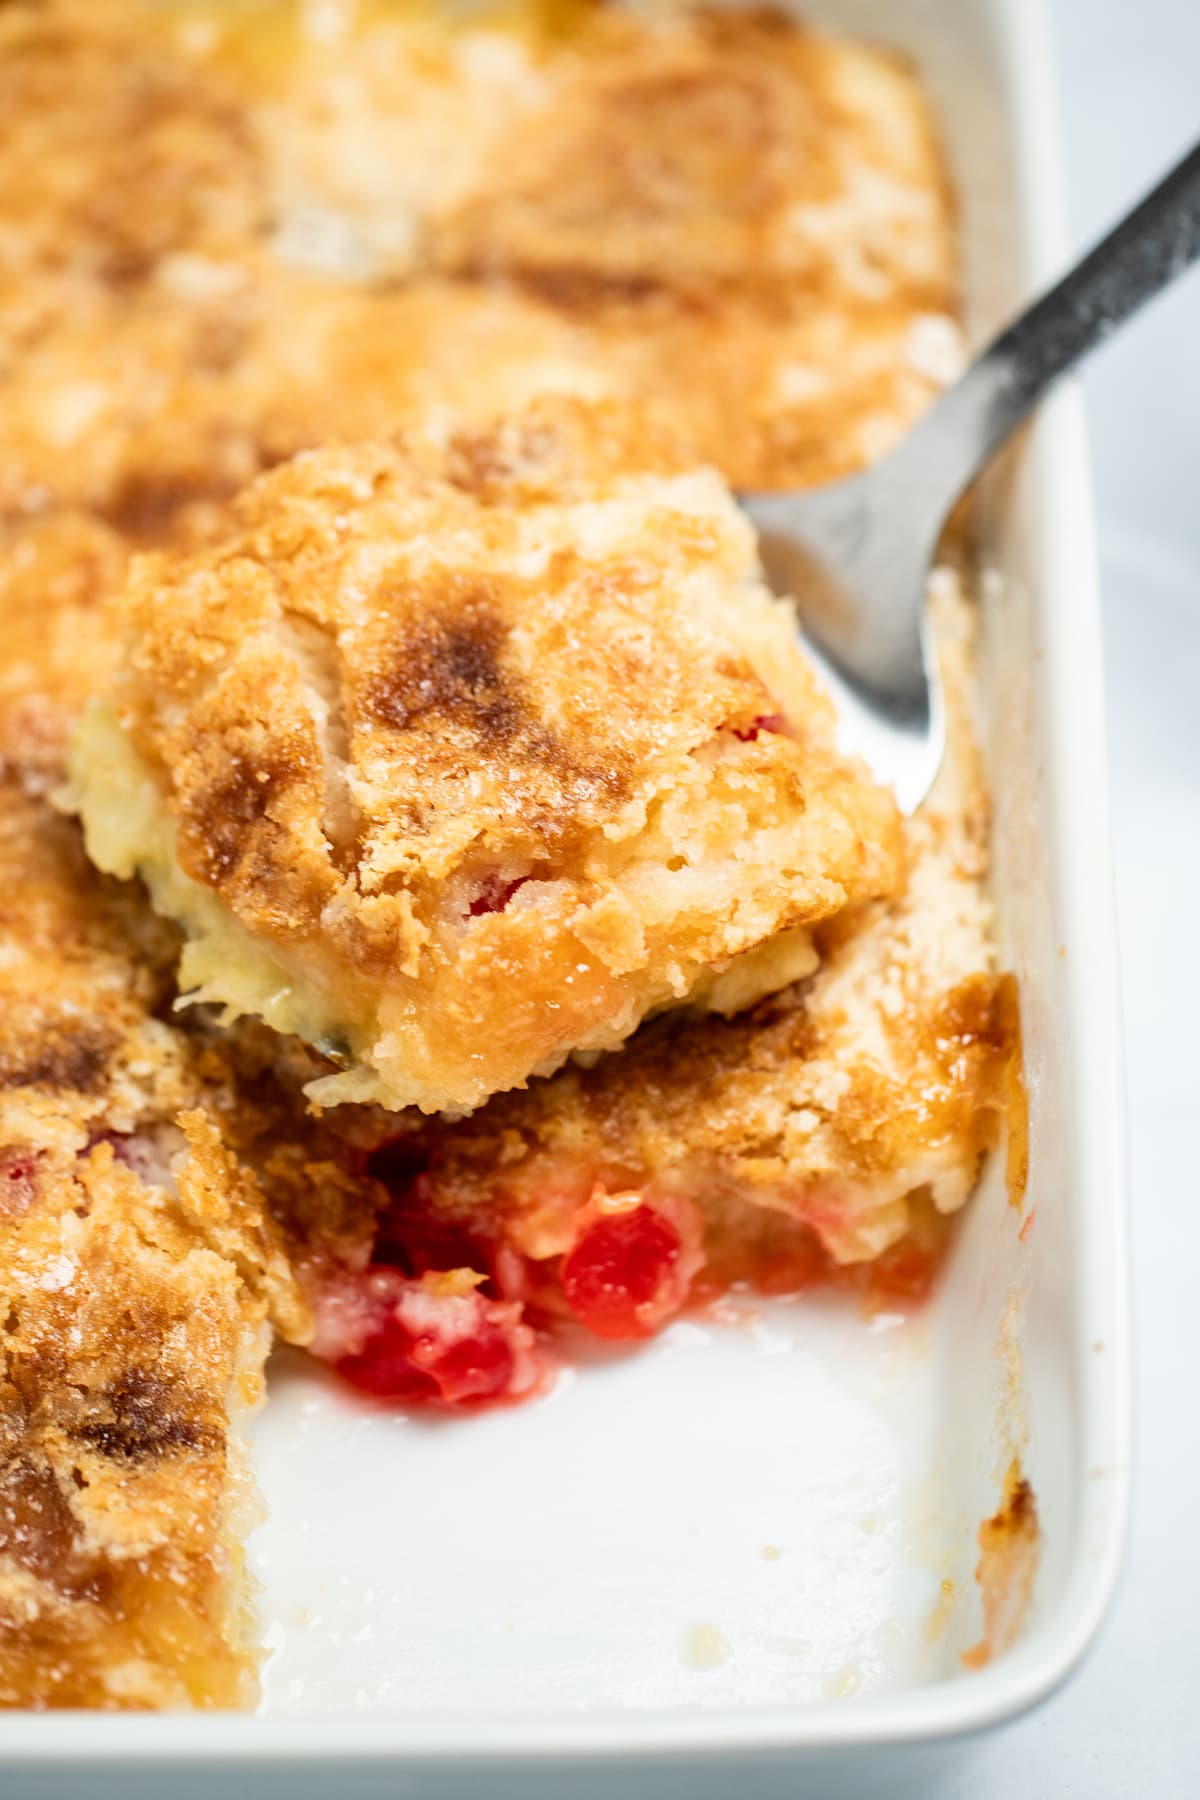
[433,9,925,293]
[0,1121,264,1710]
[0,766,262,1709]
[77,402,902,1113]
[0,534,377,1709]
[0,512,131,787]
[0,1,960,521]
[372,570,1010,1268]
[0,795,380,1711]
[0,0,265,314]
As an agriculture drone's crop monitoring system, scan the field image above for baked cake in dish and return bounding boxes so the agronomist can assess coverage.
[69,401,900,1115]
[310,568,1017,1376]
[0,514,381,1708]
[0,775,265,1710]
[0,0,1020,1710]
[0,0,960,520]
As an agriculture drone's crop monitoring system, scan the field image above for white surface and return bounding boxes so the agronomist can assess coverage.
[961,0,1200,1793]
[253,1311,951,1717]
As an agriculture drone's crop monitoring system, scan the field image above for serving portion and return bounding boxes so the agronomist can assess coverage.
[69,403,899,1115]
[0,0,1019,1711]
[306,566,1015,1394]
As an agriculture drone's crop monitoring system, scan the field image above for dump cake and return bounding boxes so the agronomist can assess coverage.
[0,515,407,1705]
[0,515,374,1707]
[0,745,275,1708]
[309,567,1013,1383]
[69,401,900,1114]
[0,0,1017,1710]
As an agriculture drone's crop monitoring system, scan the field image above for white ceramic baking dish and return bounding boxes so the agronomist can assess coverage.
[2,0,1129,1793]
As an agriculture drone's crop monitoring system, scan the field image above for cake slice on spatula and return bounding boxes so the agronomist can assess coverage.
[68,400,902,1117]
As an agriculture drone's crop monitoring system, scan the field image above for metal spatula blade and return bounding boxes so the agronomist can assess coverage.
[741,137,1200,812]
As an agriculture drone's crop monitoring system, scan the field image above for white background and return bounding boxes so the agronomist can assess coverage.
[966,0,1200,1791]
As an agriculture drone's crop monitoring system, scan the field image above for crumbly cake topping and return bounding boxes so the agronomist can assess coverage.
[379,568,1009,1270]
[0,537,375,1709]
[0,769,263,1710]
[0,1122,263,1710]
[0,0,960,524]
[429,5,952,301]
[0,0,266,307]
[70,401,901,1113]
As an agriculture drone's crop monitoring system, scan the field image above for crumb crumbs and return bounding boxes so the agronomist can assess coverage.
[682,1622,730,1670]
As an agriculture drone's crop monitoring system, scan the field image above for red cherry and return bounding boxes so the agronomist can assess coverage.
[331,1273,540,1408]
[373,1204,497,1286]
[409,1319,517,1405]
[730,712,790,742]
[337,1319,439,1401]
[468,875,529,917]
[560,1200,689,1340]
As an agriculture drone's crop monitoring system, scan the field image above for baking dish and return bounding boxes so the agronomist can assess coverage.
[1,0,1129,1791]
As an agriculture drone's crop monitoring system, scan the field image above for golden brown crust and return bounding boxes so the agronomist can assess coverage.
[0,767,258,1709]
[0,269,608,529]
[376,570,1009,1269]
[76,401,903,1112]
[0,0,265,323]
[0,1132,263,1710]
[0,523,375,1709]
[0,795,379,1710]
[0,0,960,525]
[0,512,132,785]
[432,7,954,304]
[0,0,262,257]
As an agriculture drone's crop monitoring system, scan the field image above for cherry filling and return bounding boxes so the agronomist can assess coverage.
[313,1152,706,1403]
[0,1148,40,1219]
[369,1179,499,1287]
[315,1145,544,1408]
[559,1193,698,1340]
[312,1151,945,1408]
[730,712,791,743]
[321,1267,541,1407]
[312,1108,952,1412]
[467,874,530,917]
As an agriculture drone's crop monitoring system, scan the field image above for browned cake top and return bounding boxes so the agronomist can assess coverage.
[0,771,263,1709]
[108,403,890,938]
[0,0,264,290]
[0,526,377,1709]
[72,399,902,1112]
[430,5,952,302]
[0,0,961,525]
[380,572,1008,1269]
[0,1117,262,1709]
